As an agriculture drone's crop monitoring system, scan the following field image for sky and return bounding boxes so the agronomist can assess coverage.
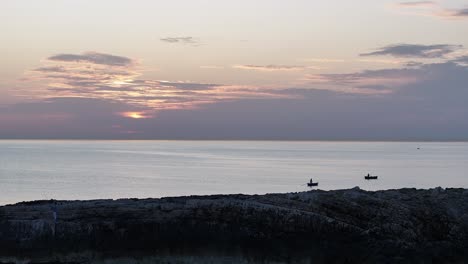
[1,0,468,140]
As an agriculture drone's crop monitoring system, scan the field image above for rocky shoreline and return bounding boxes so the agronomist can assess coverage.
[1,187,468,263]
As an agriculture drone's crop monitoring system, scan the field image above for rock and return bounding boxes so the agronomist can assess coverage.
[0,188,467,263]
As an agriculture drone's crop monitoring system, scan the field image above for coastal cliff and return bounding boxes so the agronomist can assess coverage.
[1,187,468,263]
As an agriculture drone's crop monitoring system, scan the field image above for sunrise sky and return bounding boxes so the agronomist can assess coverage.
[1,0,468,140]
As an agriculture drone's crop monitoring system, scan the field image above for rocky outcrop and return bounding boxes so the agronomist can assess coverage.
[1,187,468,263]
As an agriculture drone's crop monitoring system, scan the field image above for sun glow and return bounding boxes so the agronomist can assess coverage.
[112,79,133,86]
[121,112,149,119]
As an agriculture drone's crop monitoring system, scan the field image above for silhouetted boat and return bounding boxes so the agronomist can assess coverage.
[307,179,319,187]
[365,174,378,180]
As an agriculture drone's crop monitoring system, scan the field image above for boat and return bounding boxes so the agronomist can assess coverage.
[307,179,319,187]
[364,174,378,180]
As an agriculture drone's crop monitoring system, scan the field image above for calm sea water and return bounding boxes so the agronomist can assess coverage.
[0,140,467,205]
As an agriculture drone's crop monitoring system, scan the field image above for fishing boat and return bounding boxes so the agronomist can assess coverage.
[307,178,319,187]
[364,173,378,180]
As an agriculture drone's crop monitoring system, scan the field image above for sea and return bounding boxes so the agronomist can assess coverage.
[0,140,467,205]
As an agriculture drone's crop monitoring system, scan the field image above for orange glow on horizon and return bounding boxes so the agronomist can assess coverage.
[120,112,150,119]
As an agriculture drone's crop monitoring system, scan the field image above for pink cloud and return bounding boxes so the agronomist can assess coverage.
[18,52,293,115]
[393,1,468,20]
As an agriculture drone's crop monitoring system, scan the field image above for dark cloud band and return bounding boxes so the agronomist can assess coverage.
[360,44,462,58]
[48,52,134,66]
[160,37,198,45]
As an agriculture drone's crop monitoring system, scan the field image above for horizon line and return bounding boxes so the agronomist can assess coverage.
[1,138,467,143]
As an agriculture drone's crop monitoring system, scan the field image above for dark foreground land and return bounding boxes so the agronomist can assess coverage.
[1,187,468,263]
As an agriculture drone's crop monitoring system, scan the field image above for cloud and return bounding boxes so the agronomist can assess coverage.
[360,44,462,58]
[396,1,436,7]
[437,8,468,18]
[5,58,468,140]
[33,66,67,73]
[303,58,468,98]
[158,81,218,91]
[299,58,345,63]
[233,65,312,72]
[19,52,292,114]
[160,37,199,45]
[0,97,153,138]
[452,8,468,17]
[453,56,468,65]
[200,65,225,69]
[307,67,425,89]
[357,59,402,65]
[5,59,468,140]
[48,52,134,66]
[7,47,468,139]
[394,2,468,20]
[405,61,425,67]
